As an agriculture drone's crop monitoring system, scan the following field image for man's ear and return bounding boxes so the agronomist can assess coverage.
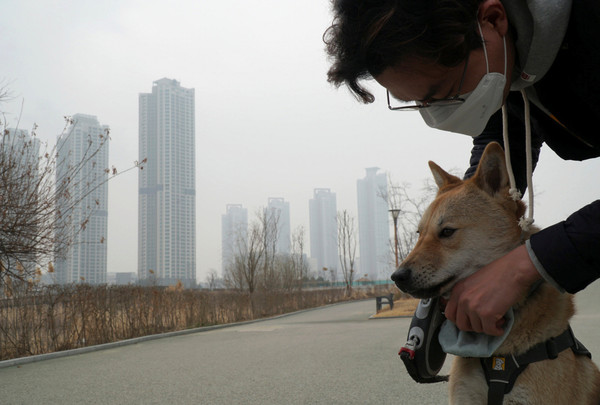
[478,0,510,37]
[473,142,510,196]
[428,161,462,191]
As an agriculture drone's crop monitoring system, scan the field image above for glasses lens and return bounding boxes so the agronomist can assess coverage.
[427,98,464,107]
[388,101,422,110]
[386,90,464,111]
[387,91,423,110]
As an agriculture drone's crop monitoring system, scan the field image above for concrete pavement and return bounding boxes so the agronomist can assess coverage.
[1,282,599,404]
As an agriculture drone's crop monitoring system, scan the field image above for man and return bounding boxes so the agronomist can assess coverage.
[324,0,600,336]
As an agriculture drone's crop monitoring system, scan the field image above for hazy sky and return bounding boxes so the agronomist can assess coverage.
[2,1,599,282]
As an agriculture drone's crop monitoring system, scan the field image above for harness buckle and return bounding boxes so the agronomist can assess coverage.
[546,338,559,359]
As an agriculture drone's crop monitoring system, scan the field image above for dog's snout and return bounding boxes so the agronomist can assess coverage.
[391,267,411,284]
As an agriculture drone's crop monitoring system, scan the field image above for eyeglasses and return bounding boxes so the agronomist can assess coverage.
[386,53,470,111]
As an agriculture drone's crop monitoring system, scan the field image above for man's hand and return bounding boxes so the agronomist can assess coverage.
[443,244,541,336]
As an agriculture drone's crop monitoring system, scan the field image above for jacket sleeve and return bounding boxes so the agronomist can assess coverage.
[528,200,600,293]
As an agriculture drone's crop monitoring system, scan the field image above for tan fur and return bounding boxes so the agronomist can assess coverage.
[395,143,600,404]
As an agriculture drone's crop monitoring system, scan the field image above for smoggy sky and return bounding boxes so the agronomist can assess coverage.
[2,0,599,282]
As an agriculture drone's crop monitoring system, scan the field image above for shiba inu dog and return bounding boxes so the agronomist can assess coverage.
[392,142,600,404]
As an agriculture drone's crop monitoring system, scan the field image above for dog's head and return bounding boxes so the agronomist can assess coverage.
[391,142,526,298]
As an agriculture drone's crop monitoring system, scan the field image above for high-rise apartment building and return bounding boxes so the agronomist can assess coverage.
[138,78,196,287]
[357,167,391,281]
[221,204,248,274]
[309,188,338,280]
[55,114,109,284]
[267,197,291,255]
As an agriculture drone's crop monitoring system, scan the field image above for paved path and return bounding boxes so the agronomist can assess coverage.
[1,282,600,404]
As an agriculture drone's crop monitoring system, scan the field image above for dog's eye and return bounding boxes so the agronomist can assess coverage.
[439,228,456,238]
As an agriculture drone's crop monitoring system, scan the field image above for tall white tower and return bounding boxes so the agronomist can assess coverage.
[55,114,109,285]
[138,78,196,287]
[309,188,338,280]
[267,197,291,255]
[357,167,390,281]
[221,204,248,274]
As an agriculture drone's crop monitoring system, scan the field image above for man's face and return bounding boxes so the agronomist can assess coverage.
[374,22,514,108]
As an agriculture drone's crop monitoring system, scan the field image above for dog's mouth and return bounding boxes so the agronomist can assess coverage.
[403,275,456,299]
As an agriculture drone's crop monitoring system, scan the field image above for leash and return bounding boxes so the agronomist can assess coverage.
[398,297,449,383]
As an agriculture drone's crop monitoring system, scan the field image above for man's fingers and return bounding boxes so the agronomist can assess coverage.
[454,306,473,332]
[481,317,505,337]
[444,296,457,323]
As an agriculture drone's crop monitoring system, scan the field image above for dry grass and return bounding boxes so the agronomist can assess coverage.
[371,297,420,318]
[0,283,395,361]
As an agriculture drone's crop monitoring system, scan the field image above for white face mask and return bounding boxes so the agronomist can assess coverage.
[419,23,507,137]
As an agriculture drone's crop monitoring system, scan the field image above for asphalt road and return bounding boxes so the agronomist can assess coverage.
[1,282,600,405]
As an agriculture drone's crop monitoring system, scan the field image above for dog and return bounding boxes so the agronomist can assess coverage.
[392,142,600,404]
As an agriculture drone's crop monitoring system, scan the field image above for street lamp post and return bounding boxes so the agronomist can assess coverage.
[389,208,401,268]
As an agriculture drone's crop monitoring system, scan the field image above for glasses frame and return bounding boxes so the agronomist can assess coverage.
[386,53,470,111]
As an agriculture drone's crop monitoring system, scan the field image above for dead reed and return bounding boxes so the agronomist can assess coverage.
[0,283,395,361]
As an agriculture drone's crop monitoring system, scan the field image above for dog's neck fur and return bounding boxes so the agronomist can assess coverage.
[499,282,574,356]
[495,224,573,356]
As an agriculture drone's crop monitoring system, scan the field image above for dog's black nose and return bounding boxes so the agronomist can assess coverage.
[391,267,411,284]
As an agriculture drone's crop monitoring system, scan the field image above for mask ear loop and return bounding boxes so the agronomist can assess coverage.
[477,21,507,75]
[477,21,491,74]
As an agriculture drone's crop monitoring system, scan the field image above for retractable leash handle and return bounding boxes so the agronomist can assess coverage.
[399,297,449,383]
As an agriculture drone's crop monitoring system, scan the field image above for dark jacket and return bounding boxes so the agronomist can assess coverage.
[465,0,600,294]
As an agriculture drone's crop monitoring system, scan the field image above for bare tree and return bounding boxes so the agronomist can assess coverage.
[277,255,295,291]
[223,257,246,291]
[223,209,276,294]
[0,115,144,290]
[259,207,280,291]
[379,176,437,264]
[230,220,265,294]
[206,269,219,290]
[291,226,308,290]
[224,212,308,293]
[337,210,357,296]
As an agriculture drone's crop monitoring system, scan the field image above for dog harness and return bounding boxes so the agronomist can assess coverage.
[481,325,591,405]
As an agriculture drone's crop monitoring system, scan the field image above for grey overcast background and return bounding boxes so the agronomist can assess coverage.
[2,0,599,282]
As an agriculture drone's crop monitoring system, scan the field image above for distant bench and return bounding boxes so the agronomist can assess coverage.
[376,293,394,312]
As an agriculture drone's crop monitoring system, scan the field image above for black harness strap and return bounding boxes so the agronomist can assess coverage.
[481,354,528,405]
[480,325,591,405]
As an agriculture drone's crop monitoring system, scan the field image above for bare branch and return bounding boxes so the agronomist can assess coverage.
[1,112,142,290]
[337,210,357,295]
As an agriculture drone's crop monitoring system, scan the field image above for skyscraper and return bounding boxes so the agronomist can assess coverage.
[267,197,291,255]
[55,114,109,285]
[138,78,196,287]
[221,204,248,274]
[309,188,338,279]
[357,167,391,281]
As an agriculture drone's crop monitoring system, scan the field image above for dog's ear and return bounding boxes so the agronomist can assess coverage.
[473,142,510,196]
[428,161,462,190]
